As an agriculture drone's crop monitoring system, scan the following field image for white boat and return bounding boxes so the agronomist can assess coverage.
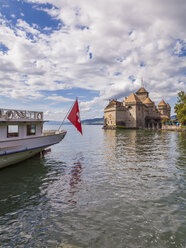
[0,108,67,169]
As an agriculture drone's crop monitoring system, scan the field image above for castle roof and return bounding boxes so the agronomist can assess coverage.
[160,115,170,120]
[143,97,154,105]
[158,100,167,106]
[105,99,122,109]
[136,87,148,94]
[109,100,118,105]
[166,103,171,109]
[125,93,141,103]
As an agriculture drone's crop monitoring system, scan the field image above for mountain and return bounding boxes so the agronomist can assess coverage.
[47,115,177,126]
[47,117,104,125]
[81,117,104,125]
[170,115,177,119]
[46,121,62,125]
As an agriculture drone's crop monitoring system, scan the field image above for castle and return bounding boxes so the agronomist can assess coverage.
[104,87,171,129]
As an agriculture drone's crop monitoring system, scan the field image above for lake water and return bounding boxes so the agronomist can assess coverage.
[0,125,185,248]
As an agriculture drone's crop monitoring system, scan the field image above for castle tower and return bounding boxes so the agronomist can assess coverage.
[125,93,144,128]
[158,100,170,120]
[136,87,149,102]
[143,97,154,112]
[166,103,171,119]
[158,100,167,115]
[104,99,124,127]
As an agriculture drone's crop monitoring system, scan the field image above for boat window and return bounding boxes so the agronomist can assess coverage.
[27,124,36,136]
[7,125,19,138]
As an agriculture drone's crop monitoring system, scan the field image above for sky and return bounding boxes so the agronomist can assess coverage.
[0,0,185,120]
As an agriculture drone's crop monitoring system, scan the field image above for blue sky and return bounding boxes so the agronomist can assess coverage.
[0,0,185,120]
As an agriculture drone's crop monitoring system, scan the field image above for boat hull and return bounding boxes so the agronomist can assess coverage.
[0,147,46,169]
[0,131,66,169]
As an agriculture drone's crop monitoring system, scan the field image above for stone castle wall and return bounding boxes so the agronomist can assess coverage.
[103,87,171,129]
[104,106,116,126]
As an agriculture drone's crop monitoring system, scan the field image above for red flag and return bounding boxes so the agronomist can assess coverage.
[67,99,83,135]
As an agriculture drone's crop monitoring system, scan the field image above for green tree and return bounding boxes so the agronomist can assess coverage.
[174,91,186,125]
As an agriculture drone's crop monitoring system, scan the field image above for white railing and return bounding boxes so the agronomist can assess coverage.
[0,108,43,121]
[42,130,57,136]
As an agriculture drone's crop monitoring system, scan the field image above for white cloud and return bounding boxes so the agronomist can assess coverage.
[43,109,67,121]
[47,94,74,102]
[0,0,185,119]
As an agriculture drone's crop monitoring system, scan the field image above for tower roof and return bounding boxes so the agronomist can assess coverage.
[136,87,148,94]
[160,115,170,120]
[125,93,141,103]
[166,103,171,109]
[105,100,122,109]
[158,100,167,106]
[143,97,154,105]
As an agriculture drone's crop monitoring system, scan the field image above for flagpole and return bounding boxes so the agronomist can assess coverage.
[58,100,76,131]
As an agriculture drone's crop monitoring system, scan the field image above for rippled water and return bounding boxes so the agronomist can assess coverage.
[0,125,185,248]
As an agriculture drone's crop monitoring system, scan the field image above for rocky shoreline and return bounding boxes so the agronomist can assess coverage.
[162,124,186,132]
[103,125,186,132]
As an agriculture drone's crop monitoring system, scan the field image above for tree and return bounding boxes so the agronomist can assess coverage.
[174,91,186,125]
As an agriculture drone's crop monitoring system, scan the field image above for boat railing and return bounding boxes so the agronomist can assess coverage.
[0,108,43,121]
[43,130,56,136]
[42,130,59,136]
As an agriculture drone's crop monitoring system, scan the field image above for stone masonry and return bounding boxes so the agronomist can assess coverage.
[104,87,171,129]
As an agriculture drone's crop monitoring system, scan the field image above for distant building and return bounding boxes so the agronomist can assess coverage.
[104,87,171,129]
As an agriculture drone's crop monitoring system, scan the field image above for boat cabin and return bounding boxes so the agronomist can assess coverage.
[0,109,44,141]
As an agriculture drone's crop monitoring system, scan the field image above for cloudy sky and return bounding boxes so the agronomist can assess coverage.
[0,0,185,120]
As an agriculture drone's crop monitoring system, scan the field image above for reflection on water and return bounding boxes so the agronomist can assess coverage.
[68,158,83,205]
[176,132,186,167]
[69,162,82,193]
[0,126,185,248]
[0,156,48,216]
